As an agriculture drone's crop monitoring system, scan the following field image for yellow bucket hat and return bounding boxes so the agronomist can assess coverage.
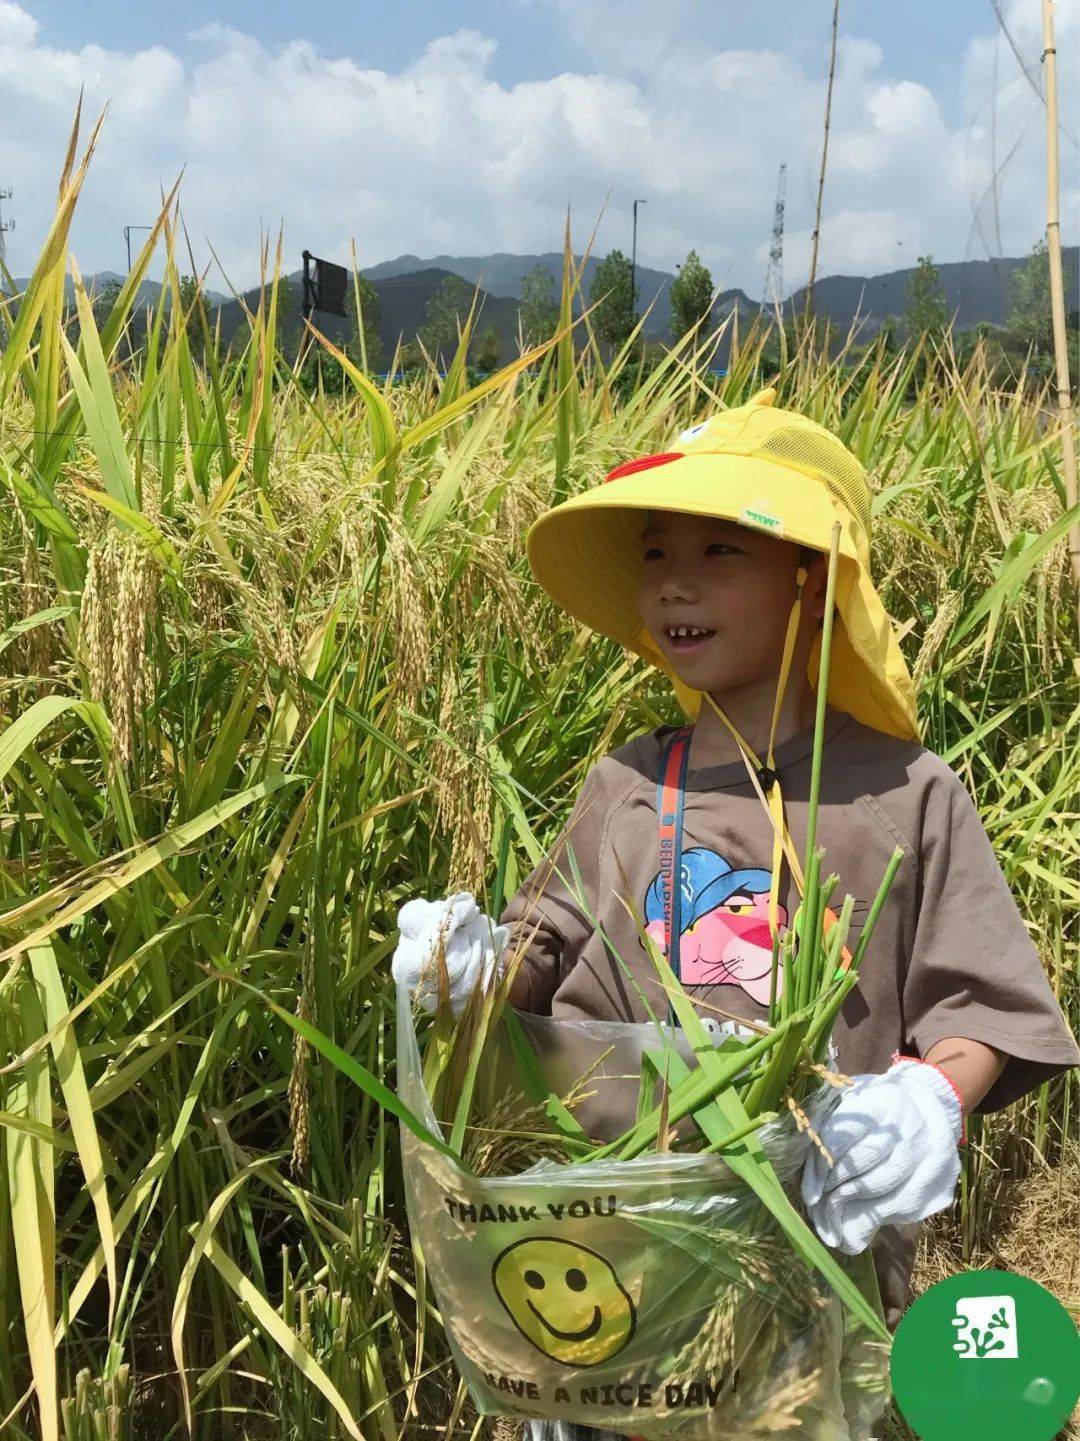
[526,386,920,744]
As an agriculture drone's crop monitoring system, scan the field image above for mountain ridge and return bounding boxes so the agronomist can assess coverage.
[362,246,1077,340]
[10,247,1073,367]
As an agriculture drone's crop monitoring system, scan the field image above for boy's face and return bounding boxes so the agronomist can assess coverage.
[635,509,827,696]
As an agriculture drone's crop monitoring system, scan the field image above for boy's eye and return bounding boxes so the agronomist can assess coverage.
[724,893,754,914]
[642,543,739,561]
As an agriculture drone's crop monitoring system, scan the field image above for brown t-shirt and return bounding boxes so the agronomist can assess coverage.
[498,706,1080,1327]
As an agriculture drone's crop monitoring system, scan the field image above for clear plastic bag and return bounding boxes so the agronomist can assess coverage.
[397,989,890,1440]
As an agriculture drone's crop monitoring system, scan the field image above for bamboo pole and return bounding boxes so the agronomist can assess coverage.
[1040,0,1080,598]
[804,0,840,326]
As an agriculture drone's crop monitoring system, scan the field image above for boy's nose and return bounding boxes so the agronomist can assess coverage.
[657,571,699,603]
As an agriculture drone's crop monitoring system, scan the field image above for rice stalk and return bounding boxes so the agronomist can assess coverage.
[0,117,1074,1438]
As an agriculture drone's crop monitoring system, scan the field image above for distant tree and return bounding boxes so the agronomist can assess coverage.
[274,276,301,360]
[905,255,949,343]
[589,249,635,353]
[878,313,900,355]
[346,272,384,372]
[177,274,206,360]
[955,319,1005,371]
[1006,239,1059,357]
[473,324,501,374]
[670,250,714,341]
[177,274,198,316]
[998,240,1079,387]
[520,263,558,347]
[420,274,476,366]
[90,276,123,330]
[611,338,670,403]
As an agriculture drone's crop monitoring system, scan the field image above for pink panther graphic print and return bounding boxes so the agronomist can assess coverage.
[643,846,787,1005]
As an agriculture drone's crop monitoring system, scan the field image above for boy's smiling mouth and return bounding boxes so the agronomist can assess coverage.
[662,622,716,653]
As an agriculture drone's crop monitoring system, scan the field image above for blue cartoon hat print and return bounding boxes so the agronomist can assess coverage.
[645,846,774,933]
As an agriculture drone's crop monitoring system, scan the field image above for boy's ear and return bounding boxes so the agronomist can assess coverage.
[802,551,829,622]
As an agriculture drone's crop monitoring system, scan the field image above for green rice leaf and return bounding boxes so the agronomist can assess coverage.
[649,1047,889,1341]
[204,1235,365,1440]
[209,970,462,1164]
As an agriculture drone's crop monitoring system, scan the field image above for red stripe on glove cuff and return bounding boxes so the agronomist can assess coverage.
[892,1050,968,1146]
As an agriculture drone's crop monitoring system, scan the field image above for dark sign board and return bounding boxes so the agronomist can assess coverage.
[302,250,349,318]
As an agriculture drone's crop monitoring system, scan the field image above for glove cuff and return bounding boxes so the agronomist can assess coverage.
[890,1052,966,1145]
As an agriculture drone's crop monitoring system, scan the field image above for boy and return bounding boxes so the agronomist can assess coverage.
[393,387,1079,1340]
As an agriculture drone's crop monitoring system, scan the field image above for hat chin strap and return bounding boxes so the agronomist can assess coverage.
[696,563,812,948]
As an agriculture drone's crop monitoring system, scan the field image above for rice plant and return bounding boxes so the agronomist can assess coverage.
[0,109,1076,1440]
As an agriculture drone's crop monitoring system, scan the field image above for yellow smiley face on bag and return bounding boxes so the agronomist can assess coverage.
[491,1237,636,1366]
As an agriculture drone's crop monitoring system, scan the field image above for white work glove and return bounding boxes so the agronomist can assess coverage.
[800,1057,965,1255]
[391,891,510,1017]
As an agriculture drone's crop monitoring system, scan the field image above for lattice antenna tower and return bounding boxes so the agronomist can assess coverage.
[0,188,13,270]
[760,163,786,314]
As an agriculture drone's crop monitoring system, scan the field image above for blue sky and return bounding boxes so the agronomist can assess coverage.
[30,0,992,122]
[3,0,1076,293]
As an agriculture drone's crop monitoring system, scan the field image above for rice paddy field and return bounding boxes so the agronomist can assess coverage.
[1,120,1077,1441]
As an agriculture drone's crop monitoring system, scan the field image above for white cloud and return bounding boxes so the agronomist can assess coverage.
[0,0,1074,296]
[539,0,721,73]
[0,0,35,45]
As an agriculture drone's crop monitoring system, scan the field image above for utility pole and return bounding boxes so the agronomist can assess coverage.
[0,187,13,269]
[1040,0,1079,604]
[124,224,152,273]
[761,164,787,316]
[630,197,647,322]
[805,0,840,325]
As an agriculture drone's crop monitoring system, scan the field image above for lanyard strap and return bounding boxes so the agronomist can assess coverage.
[654,559,853,989]
[655,564,808,979]
[702,563,809,941]
[656,728,794,977]
[654,725,852,992]
[656,724,693,981]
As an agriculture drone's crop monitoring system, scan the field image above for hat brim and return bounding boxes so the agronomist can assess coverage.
[526,453,920,742]
[527,454,848,648]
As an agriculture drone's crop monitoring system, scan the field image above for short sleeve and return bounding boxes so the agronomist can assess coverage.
[498,758,611,1013]
[903,761,1080,1112]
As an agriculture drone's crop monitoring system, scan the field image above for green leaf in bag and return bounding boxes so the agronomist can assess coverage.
[650,1046,890,1342]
